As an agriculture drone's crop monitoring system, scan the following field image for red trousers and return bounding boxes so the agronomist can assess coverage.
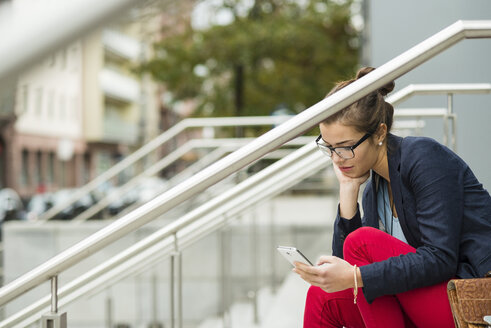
[303,227,455,328]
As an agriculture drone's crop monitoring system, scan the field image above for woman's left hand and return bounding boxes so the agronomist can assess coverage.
[293,256,354,293]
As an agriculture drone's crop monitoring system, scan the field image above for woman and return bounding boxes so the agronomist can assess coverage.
[293,67,491,327]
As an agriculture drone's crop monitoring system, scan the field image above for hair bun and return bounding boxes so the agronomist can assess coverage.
[355,66,395,96]
[355,67,375,79]
[378,81,395,96]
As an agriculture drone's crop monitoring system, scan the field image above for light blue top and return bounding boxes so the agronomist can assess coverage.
[377,179,408,244]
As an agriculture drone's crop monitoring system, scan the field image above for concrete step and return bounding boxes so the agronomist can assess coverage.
[259,273,309,328]
[197,273,309,328]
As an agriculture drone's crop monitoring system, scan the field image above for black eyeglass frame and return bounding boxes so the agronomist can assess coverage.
[315,133,372,159]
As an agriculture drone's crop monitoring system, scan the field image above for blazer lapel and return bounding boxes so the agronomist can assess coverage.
[387,134,418,246]
[366,172,379,228]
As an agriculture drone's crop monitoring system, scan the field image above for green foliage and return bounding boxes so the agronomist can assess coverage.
[143,0,360,118]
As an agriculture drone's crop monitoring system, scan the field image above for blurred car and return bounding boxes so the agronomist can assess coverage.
[25,192,54,221]
[0,188,24,222]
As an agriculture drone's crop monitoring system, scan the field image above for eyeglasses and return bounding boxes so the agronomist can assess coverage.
[315,133,372,159]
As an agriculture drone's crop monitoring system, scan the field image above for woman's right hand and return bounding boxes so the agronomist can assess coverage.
[332,163,370,219]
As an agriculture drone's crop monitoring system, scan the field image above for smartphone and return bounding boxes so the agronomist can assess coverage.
[277,246,313,266]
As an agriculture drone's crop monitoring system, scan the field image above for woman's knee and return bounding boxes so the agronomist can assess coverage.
[306,285,326,306]
[306,285,353,305]
[343,226,381,256]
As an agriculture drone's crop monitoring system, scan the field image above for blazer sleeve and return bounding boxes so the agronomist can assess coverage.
[332,181,372,258]
[360,138,464,303]
[332,204,362,258]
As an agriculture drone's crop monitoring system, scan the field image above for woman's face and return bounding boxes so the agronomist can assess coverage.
[319,122,382,178]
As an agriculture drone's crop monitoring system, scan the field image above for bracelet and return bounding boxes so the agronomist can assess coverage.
[353,264,358,304]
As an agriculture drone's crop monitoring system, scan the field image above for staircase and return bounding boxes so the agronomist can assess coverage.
[198,273,309,328]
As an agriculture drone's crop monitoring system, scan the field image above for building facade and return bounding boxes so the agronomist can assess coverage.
[1,43,86,198]
[0,4,162,200]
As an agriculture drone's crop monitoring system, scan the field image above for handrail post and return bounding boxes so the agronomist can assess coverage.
[41,276,67,328]
[51,276,58,314]
[250,210,259,325]
[447,93,457,151]
[169,233,183,328]
[177,243,183,328]
[169,251,175,328]
[105,290,113,328]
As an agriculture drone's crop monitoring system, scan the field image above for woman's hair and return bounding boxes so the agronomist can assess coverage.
[322,67,395,134]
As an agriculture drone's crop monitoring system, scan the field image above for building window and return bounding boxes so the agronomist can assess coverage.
[60,48,67,70]
[47,90,55,119]
[36,150,43,185]
[71,96,79,121]
[48,152,55,185]
[83,152,91,184]
[21,85,29,114]
[70,46,79,72]
[96,152,112,176]
[35,87,43,117]
[21,149,29,186]
[60,161,66,187]
[59,95,66,121]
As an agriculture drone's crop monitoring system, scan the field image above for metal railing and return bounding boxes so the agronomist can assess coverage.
[38,115,292,222]
[68,136,311,222]
[387,83,491,106]
[2,142,326,328]
[0,19,490,325]
[38,82,491,221]
[388,83,491,150]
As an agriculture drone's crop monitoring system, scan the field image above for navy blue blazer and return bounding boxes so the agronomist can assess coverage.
[332,134,491,303]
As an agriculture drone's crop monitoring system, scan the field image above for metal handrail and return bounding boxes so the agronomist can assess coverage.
[38,115,292,221]
[387,83,491,106]
[394,108,448,117]
[2,143,326,327]
[69,136,311,222]
[68,137,254,223]
[1,19,490,307]
[388,83,491,150]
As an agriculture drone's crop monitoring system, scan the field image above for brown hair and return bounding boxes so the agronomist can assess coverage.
[322,67,395,134]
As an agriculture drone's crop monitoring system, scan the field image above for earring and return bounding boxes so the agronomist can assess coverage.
[378,141,383,146]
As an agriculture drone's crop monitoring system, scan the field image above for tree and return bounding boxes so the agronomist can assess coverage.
[143,0,359,119]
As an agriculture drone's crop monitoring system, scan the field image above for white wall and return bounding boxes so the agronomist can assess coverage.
[366,0,491,190]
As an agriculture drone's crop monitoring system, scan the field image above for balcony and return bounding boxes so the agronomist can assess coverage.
[99,68,140,103]
[103,116,138,144]
[102,29,141,61]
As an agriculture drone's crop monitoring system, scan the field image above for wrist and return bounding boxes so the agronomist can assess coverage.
[339,184,359,219]
[356,266,363,288]
[339,182,361,194]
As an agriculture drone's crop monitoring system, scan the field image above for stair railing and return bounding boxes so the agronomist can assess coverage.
[40,82,490,222]
[68,136,311,222]
[2,142,326,328]
[388,83,491,150]
[38,116,293,222]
